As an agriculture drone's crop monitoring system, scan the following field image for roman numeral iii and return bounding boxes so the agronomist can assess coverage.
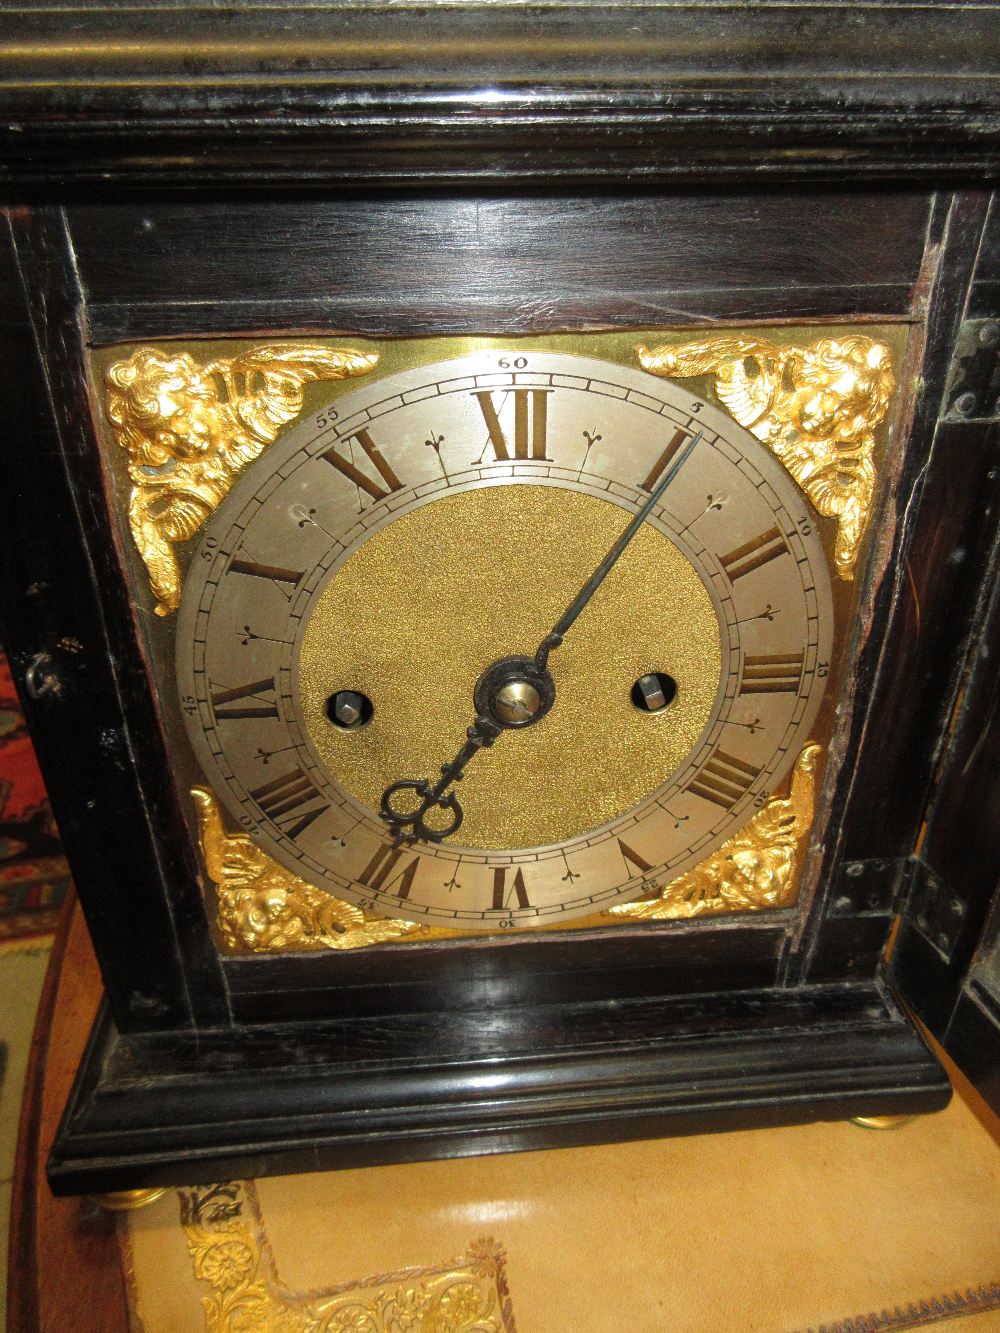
[740,652,805,694]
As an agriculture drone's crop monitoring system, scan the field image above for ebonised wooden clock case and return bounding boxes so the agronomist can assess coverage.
[0,2,998,1193]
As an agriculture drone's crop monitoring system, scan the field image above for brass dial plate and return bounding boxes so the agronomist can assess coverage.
[176,350,834,929]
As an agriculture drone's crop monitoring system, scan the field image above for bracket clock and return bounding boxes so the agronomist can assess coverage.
[0,3,998,1194]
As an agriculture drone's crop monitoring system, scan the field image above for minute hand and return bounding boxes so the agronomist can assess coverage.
[534,429,703,671]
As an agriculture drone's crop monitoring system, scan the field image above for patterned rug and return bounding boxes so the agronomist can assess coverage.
[0,651,70,941]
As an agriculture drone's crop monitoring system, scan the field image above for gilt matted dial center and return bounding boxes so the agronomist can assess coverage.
[296,485,722,850]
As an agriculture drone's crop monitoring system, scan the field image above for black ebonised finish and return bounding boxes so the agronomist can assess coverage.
[0,3,996,1193]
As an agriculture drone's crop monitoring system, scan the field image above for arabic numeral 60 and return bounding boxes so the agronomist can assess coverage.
[498,356,528,370]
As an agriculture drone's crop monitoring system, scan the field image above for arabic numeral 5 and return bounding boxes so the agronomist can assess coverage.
[239,814,260,835]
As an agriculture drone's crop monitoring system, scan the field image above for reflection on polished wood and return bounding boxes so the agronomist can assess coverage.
[94,1188,169,1213]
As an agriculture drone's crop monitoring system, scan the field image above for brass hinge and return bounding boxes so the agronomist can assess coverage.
[898,858,968,962]
[943,320,1000,423]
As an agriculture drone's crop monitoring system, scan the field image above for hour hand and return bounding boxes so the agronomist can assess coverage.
[380,716,502,844]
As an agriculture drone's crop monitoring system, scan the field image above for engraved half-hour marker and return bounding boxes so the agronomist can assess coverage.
[491,866,531,911]
[210,676,279,720]
[740,652,805,694]
[228,558,305,589]
[321,428,404,500]
[473,389,551,462]
[248,768,328,839]
[686,749,761,809]
[718,527,790,582]
[357,844,421,900]
[640,427,690,492]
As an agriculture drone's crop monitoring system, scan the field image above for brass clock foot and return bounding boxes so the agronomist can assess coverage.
[92,1187,168,1212]
[849,1114,916,1131]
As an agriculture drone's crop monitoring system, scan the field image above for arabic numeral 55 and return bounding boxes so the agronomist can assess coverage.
[315,408,338,429]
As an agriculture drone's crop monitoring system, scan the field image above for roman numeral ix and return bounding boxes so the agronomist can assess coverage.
[210,676,279,721]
